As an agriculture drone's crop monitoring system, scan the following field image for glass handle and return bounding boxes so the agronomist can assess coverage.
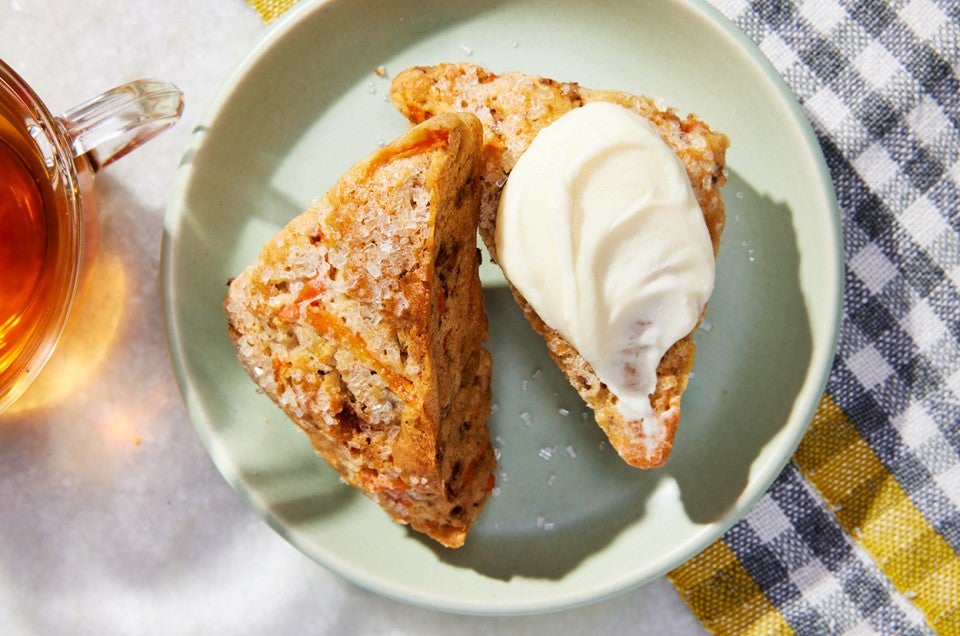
[57,79,183,171]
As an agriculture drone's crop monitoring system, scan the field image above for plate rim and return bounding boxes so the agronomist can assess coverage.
[160,0,844,615]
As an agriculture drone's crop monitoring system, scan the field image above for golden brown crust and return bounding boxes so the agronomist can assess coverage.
[225,113,494,547]
[391,63,729,468]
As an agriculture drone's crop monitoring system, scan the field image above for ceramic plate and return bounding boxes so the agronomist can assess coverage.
[162,0,843,615]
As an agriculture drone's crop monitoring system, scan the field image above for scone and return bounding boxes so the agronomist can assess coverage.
[224,113,495,547]
[391,63,728,468]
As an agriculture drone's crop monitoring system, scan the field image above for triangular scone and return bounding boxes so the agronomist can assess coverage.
[225,113,494,547]
[391,63,728,468]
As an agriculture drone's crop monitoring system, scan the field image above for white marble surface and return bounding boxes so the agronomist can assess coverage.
[0,1,708,634]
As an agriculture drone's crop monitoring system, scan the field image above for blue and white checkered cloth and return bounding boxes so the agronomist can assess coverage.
[670,1,960,634]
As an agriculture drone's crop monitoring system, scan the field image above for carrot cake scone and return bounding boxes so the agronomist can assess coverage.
[225,113,495,547]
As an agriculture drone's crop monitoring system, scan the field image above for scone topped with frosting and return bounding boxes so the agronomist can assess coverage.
[391,63,728,468]
[225,113,495,547]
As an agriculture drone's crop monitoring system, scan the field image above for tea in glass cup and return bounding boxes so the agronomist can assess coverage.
[0,59,182,411]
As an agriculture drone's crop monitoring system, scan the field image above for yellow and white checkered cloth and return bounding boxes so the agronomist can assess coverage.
[247,0,298,22]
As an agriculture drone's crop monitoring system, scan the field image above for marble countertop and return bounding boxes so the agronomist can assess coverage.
[0,2,707,633]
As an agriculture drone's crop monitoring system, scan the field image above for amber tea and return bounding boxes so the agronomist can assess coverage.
[0,95,78,396]
[0,59,181,410]
[0,129,48,329]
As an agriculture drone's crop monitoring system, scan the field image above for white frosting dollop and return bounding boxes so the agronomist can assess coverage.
[496,101,715,425]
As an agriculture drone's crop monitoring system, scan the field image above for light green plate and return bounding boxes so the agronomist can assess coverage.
[162,0,842,615]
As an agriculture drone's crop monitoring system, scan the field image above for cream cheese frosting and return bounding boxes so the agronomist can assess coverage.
[496,101,715,426]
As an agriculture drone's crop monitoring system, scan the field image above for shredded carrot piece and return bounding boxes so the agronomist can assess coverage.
[303,304,415,403]
[275,276,326,322]
[274,274,415,402]
[459,448,489,492]
[361,469,413,506]
[364,128,449,177]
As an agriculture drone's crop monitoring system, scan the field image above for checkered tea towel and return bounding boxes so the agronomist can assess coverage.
[247,0,298,22]
[247,0,960,633]
[668,1,960,634]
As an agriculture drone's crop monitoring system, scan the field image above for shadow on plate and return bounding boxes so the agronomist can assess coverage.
[240,457,361,527]
[663,169,813,523]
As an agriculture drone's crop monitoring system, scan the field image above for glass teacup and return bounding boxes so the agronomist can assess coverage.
[0,59,182,411]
